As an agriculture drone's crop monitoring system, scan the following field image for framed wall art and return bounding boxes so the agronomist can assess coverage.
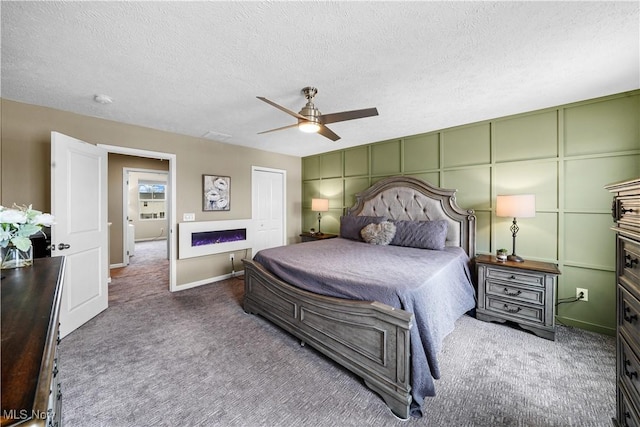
[203,175,230,211]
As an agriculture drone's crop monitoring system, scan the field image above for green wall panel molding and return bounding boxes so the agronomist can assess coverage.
[406,172,440,188]
[320,151,343,178]
[404,133,439,172]
[303,156,320,180]
[564,93,640,157]
[475,211,491,254]
[442,123,491,167]
[302,180,321,208]
[442,168,491,210]
[493,110,558,162]
[344,146,369,177]
[564,213,616,269]
[371,139,401,176]
[320,178,343,208]
[557,266,616,334]
[565,155,640,212]
[494,161,558,210]
[344,177,370,209]
[300,90,640,335]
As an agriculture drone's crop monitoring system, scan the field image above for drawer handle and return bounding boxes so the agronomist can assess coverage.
[503,288,522,297]
[624,359,638,380]
[621,207,635,214]
[509,275,516,280]
[624,307,638,323]
[503,304,521,313]
[625,254,639,268]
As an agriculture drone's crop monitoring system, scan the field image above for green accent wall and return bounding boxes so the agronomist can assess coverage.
[302,90,640,336]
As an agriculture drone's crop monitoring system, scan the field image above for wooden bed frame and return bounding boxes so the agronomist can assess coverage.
[243,176,476,419]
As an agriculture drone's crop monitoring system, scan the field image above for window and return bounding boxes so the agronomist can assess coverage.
[139,182,166,220]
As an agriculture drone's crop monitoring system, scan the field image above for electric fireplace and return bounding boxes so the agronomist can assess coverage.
[179,220,252,259]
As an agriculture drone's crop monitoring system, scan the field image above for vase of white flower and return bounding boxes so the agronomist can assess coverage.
[1,243,33,268]
[0,204,55,269]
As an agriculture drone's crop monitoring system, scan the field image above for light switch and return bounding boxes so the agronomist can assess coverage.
[183,213,195,222]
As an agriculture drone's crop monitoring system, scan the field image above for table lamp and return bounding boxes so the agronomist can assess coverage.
[496,194,536,262]
[311,198,329,235]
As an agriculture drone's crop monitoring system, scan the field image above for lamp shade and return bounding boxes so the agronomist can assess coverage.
[311,198,329,212]
[496,194,536,218]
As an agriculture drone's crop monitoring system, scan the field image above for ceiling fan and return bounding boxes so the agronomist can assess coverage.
[257,86,378,141]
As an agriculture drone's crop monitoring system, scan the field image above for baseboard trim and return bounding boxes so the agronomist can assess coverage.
[173,271,245,292]
[110,262,126,269]
[556,315,615,336]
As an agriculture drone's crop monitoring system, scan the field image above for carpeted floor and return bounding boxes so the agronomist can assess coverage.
[108,240,169,305]
[60,245,616,426]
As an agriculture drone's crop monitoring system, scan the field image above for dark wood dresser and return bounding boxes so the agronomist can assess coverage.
[1,257,65,427]
[606,178,640,427]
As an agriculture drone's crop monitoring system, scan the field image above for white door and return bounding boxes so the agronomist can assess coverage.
[252,167,286,256]
[51,132,108,338]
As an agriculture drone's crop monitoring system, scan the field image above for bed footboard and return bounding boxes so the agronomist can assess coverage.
[243,259,413,419]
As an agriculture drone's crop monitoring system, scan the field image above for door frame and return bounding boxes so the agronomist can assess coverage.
[251,166,287,250]
[122,168,169,266]
[98,144,177,291]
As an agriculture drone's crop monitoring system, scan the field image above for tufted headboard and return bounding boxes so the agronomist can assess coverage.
[346,176,476,257]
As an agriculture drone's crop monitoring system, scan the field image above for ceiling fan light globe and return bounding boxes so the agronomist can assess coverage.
[298,121,321,133]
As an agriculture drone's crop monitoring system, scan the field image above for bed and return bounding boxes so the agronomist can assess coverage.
[242,176,476,419]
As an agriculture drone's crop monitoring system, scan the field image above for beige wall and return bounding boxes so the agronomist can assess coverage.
[0,99,302,288]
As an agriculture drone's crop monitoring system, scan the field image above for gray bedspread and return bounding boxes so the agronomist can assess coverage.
[253,237,476,417]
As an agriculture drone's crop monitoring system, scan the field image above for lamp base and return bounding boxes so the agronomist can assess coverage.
[507,254,524,263]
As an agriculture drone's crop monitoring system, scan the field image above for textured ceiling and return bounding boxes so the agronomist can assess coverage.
[1,1,638,157]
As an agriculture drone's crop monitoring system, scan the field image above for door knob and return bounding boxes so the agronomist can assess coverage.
[58,243,71,250]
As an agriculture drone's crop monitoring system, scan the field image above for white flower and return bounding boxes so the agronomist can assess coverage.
[0,208,27,224]
[0,204,55,251]
[33,213,55,227]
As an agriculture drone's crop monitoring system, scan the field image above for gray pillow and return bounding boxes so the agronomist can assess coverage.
[360,221,397,245]
[340,215,387,241]
[390,220,448,250]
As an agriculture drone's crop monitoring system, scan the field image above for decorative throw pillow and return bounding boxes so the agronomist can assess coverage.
[360,221,397,245]
[390,220,448,250]
[340,215,388,241]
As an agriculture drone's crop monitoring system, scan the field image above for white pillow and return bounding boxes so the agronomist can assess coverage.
[360,221,397,245]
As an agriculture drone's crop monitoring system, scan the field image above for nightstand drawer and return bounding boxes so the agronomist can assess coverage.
[486,280,544,305]
[485,266,545,287]
[485,296,544,324]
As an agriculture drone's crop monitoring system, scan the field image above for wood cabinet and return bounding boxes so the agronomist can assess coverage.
[1,257,65,427]
[299,232,338,242]
[475,254,560,340]
[606,178,640,427]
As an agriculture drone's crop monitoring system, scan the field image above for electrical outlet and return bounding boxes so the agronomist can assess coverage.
[229,253,235,261]
[576,287,589,301]
[160,227,164,235]
[183,213,195,222]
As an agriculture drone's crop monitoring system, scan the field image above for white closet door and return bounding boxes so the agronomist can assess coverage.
[252,167,286,257]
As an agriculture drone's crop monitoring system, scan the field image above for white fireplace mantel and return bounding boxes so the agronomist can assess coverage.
[178,219,252,259]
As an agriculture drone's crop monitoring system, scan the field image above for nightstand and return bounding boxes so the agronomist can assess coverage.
[299,232,338,242]
[475,254,561,340]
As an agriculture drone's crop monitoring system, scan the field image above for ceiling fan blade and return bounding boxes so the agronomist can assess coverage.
[257,96,307,121]
[257,123,300,135]
[318,124,340,141]
[320,107,379,125]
